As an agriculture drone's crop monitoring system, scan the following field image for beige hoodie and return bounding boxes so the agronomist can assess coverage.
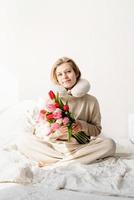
[53,79,102,137]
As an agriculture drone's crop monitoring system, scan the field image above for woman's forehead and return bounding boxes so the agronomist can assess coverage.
[56,63,72,73]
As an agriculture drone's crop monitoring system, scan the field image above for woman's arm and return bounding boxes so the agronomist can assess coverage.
[77,99,102,137]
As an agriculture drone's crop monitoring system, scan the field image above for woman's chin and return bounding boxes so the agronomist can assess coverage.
[64,84,73,90]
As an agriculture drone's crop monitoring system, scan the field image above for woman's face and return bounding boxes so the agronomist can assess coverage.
[55,63,77,89]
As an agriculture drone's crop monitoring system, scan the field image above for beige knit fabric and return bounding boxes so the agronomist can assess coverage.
[17,92,116,165]
[60,93,102,137]
[18,132,116,165]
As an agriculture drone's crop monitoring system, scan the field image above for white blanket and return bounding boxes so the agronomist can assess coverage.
[0,100,134,198]
[0,145,134,198]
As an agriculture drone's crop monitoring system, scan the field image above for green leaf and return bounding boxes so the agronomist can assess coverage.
[72,134,85,144]
[79,131,90,140]
[72,132,90,144]
[56,92,59,102]
[59,98,64,109]
[77,133,87,143]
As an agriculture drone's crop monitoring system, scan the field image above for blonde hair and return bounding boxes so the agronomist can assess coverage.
[50,57,81,84]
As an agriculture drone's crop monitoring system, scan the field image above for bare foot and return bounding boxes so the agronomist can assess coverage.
[38,161,48,167]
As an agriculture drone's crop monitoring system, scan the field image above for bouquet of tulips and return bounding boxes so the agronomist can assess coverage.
[36,90,90,144]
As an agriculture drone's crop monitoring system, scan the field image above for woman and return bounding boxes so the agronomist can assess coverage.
[18,57,116,166]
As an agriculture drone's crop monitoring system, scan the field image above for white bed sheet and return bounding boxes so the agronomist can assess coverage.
[0,101,134,200]
[0,155,134,200]
[0,183,133,200]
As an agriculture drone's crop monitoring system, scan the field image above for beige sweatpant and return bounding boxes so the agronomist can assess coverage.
[17,131,116,166]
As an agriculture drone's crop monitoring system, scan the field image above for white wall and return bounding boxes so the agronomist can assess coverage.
[0,0,134,139]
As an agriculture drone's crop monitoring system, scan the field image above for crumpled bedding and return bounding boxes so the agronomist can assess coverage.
[0,100,134,198]
[0,144,134,198]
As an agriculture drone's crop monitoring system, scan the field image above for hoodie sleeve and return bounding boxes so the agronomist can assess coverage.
[77,98,102,137]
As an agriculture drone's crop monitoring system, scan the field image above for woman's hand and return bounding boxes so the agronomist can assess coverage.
[58,121,82,138]
[72,121,82,135]
[60,122,82,134]
[59,125,68,137]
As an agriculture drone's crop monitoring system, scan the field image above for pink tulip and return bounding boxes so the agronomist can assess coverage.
[51,123,60,131]
[63,117,69,125]
[36,110,46,123]
[46,103,56,112]
[53,112,62,119]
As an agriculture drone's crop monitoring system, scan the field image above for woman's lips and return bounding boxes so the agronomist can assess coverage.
[63,80,71,84]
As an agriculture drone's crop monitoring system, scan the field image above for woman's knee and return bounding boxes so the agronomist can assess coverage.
[103,138,116,155]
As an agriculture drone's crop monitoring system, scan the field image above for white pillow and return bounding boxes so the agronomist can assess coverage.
[0,100,37,148]
[128,113,134,144]
[0,67,18,113]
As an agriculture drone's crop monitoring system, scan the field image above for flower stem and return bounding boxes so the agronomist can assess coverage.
[67,125,72,142]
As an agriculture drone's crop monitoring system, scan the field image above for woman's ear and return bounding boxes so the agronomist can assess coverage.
[76,73,79,79]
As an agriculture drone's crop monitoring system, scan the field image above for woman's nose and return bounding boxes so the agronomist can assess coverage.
[63,73,68,78]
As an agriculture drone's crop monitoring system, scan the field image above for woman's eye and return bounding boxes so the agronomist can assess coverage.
[57,73,62,77]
